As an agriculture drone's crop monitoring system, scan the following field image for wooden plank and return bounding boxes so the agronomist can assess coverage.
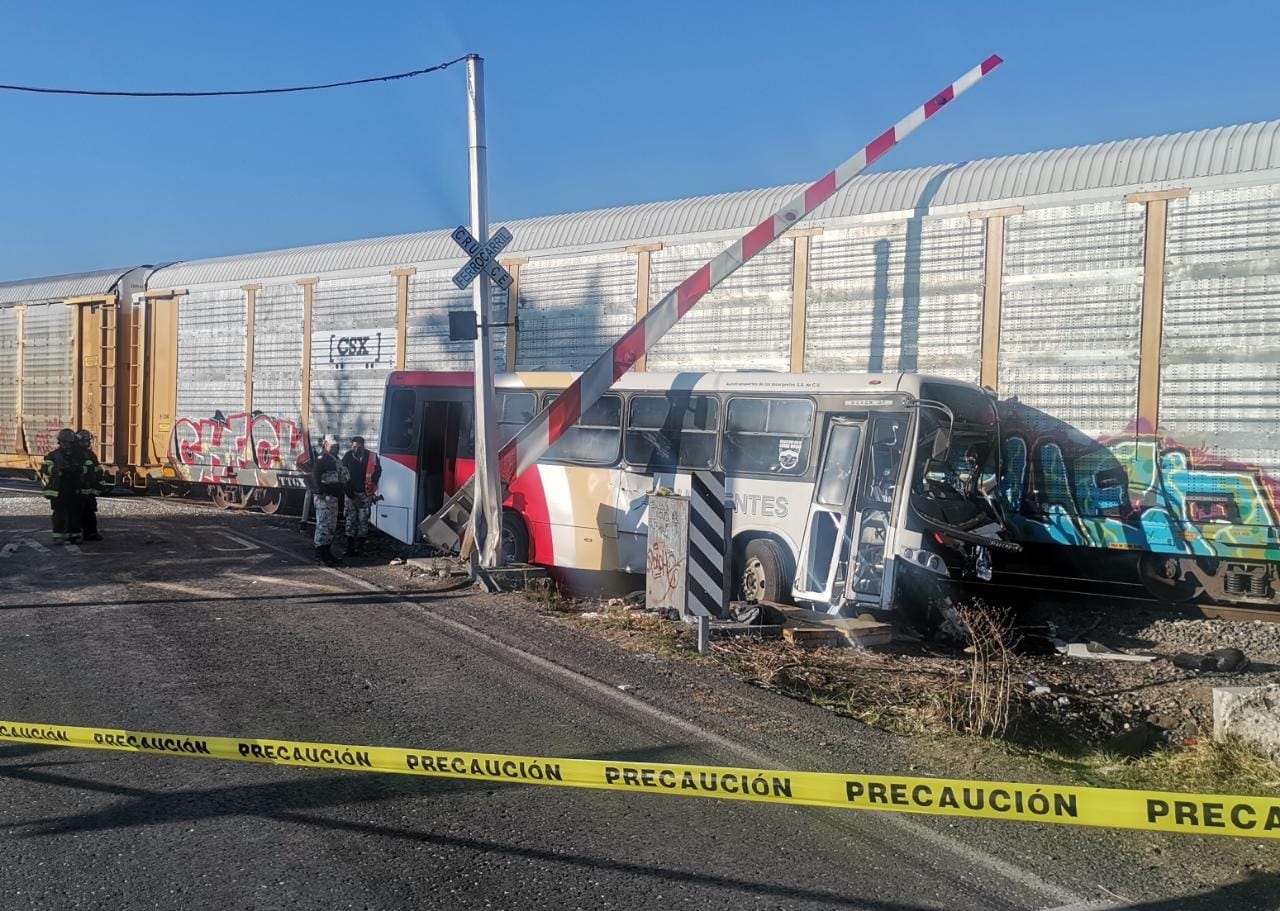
[783,627,845,648]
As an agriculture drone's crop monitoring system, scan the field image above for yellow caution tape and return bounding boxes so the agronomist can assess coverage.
[2,719,1278,839]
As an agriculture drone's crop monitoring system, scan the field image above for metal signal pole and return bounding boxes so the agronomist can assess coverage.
[466,54,504,570]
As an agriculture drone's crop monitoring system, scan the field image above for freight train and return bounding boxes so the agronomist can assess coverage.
[2,119,1277,606]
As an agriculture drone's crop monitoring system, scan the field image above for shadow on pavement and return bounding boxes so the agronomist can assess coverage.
[1105,872,1280,910]
[0,588,468,611]
[2,742,923,910]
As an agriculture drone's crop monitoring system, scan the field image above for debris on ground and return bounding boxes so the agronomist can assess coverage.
[752,600,894,649]
[1058,640,1158,662]
[1171,647,1249,673]
[1027,679,1051,696]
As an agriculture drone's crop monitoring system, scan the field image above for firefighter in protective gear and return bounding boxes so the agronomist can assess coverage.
[37,428,85,544]
[340,435,381,557]
[310,434,348,566]
[76,429,110,541]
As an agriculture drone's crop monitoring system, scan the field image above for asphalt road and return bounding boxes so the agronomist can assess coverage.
[0,485,1275,910]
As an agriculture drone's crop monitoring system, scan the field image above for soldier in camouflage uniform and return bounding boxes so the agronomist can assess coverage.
[340,435,381,557]
[311,434,349,566]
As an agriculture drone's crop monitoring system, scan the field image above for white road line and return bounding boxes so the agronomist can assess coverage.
[236,528,1082,908]
[145,581,224,599]
[193,526,260,552]
[24,539,52,555]
[0,543,19,558]
[238,574,350,593]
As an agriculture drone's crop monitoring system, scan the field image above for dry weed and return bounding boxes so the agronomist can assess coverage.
[952,601,1016,738]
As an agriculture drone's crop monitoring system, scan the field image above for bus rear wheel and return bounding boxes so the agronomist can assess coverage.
[739,538,790,604]
[501,511,530,564]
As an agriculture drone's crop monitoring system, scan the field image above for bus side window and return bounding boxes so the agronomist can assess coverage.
[543,393,622,465]
[496,392,537,446]
[383,388,417,452]
[625,394,719,471]
[723,397,814,475]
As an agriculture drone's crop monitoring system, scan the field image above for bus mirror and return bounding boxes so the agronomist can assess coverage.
[449,310,479,342]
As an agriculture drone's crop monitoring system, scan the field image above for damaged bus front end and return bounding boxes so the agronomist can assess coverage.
[793,379,1019,626]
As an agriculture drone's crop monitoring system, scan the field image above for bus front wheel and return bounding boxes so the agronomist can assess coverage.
[501,511,530,564]
[739,538,790,605]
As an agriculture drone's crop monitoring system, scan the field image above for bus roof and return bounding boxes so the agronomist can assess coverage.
[387,370,982,397]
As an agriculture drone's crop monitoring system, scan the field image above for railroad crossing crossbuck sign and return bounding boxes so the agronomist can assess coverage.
[452,225,514,291]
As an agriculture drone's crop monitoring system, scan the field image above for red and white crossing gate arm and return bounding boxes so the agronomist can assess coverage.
[498,55,1002,486]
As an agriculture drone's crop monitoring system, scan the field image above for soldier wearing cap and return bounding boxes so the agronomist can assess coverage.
[310,433,349,565]
[76,429,109,542]
[340,435,381,557]
[37,428,85,544]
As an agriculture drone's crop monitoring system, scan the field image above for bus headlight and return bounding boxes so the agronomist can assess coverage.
[901,547,950,577]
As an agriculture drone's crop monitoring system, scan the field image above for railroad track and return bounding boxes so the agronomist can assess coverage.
[0,482,300,517]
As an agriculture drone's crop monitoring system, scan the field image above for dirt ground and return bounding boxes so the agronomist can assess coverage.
[1009,601,1280,752]
[530,583,1280,792]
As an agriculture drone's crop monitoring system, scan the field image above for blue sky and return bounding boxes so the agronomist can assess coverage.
[0,0,1275,279]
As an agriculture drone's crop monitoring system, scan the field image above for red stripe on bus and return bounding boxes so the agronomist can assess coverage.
[508,465,553,565]
[453,457,554,565]
[387,370,473,387]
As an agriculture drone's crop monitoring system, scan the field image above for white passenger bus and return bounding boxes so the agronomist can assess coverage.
[373,371,1017,615]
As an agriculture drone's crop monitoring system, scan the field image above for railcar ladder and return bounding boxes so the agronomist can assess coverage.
[126,305,144,472]
[98,305,117,465]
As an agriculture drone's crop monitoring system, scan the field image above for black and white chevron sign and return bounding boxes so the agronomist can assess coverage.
[686,471,730,619]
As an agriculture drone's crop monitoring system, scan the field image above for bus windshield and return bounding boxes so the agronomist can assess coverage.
[911,385,1004,542]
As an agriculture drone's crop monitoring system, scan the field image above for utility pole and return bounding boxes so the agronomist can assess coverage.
[466,54,504,570]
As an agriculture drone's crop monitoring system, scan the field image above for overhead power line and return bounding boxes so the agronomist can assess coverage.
[0,55,471,98]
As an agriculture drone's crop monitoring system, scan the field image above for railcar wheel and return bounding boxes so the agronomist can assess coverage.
[256,488,284,515]
[210,485,235,510]
[1137,553,1200,603]
[738,538,790,604]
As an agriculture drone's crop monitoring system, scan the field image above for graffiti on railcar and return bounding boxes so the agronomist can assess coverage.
[998,401,1280,562]
[25,420,66,457]
[168,410,311,487]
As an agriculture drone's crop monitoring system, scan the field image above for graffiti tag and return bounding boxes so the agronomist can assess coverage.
[168,411,310,485]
